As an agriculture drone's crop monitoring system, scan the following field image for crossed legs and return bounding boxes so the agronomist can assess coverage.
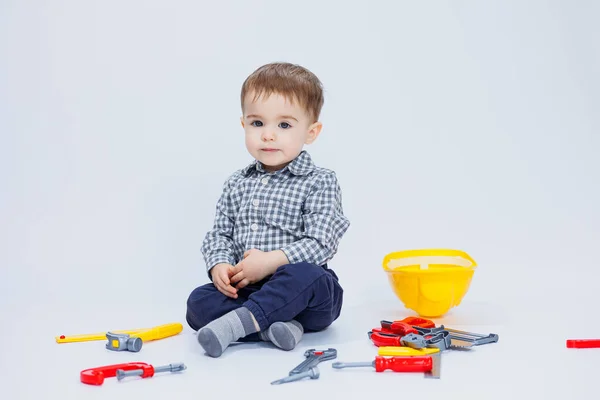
[186,262,343,357]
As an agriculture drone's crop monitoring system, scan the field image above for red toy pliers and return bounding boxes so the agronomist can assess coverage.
[368,317,439,347]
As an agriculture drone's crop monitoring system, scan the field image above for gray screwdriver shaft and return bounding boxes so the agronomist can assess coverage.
[154,363,187,374]
[116,363,187,381]
[332,361,375,369]
[116,369,144,380]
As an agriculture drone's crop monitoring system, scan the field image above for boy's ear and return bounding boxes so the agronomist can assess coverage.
[240,116,245,128]
[305,121,323,144]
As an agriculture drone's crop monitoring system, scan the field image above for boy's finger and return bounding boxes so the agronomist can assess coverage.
[230,263,242,276]
[236,278,250,290]
[213,275,234,297]
[213,276,226,292]
[216,282,237,298]
[219,270,230,285]
[214,279,227,297]
[227,267,237,278]
[230,270,244,285]
[219,275,238,295]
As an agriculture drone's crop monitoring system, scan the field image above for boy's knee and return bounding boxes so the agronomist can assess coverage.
[185,284,216,331]
[278,262,328,280]
[300,299,344,333]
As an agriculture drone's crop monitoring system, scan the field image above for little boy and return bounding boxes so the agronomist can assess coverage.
[186,62,350,358]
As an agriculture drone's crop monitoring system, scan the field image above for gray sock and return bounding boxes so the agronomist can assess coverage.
[258,320,304,351]
[197,307,259,357]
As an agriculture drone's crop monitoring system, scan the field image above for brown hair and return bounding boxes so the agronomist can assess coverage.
[240,62,324,122]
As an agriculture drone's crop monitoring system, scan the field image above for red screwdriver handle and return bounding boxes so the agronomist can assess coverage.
[374,356,433,373]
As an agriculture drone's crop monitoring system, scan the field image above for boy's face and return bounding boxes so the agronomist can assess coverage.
[241,92,322,172]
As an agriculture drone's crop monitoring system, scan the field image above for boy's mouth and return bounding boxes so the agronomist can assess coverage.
[261,148,279,152]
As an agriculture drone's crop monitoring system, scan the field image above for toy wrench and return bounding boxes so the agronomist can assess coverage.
[289,348,337,375]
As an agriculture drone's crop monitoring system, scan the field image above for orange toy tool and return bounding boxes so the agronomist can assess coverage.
[400,316,436,328]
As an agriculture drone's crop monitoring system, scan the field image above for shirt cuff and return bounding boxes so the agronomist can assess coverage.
[205,254,236,279]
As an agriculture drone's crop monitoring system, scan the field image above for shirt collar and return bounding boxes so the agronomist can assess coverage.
[242,151,315,176]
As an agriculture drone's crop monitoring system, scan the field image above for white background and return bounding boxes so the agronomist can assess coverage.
[1,0,599,399]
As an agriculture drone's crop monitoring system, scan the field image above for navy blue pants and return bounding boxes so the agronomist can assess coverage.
[186,262,343,340]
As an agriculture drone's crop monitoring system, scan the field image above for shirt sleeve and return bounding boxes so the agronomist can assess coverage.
[201,173,240,279]
[280,172,350,266]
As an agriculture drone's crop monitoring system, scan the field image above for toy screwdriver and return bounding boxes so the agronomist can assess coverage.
[332,355,432,373]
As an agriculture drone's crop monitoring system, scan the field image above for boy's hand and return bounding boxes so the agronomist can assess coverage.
[230,249,289,290]
[210,263,238,299]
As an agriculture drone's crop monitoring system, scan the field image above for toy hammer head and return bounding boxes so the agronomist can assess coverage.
[105,332,143,352]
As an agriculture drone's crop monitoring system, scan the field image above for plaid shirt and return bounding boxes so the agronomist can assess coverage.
[201,151,350,275]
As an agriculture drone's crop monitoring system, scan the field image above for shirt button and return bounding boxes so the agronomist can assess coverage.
[252,199,260,207]
[261,177,269,185]
[251,223,258,231]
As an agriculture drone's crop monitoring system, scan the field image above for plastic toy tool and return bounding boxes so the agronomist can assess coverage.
[566,339,600,348]
[56,323,183,352]
[289,348,337,375]
[56,323,182,343]
[80,362,186,385]
[332,354,440,379]
[271,367,320,385]
[270,348,337,385]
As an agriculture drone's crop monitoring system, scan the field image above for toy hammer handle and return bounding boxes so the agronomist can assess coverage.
[136,323,183,341]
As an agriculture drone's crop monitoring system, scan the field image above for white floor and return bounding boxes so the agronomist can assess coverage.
[2,2,599,397]
[2,259,599,400]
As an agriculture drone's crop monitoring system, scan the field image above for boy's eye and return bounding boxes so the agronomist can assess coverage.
[279,122,291,129]
[250,121,263,127]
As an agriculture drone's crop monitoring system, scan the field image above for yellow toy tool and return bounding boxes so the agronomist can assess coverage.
[55,323,183,352]
[377,346,440,357]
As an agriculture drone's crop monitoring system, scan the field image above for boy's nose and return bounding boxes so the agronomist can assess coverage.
[261,131,275,141]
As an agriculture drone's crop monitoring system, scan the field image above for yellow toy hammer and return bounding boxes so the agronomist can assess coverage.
[55,323,183,352]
